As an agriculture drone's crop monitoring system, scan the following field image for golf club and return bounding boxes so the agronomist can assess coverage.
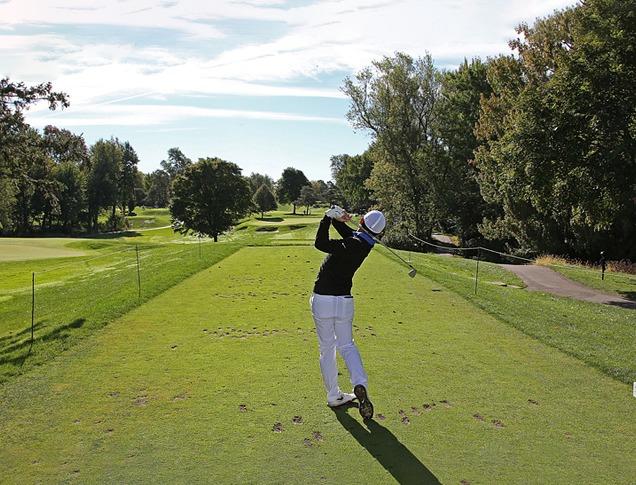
[342,217,417,278]
[372,236,417,278]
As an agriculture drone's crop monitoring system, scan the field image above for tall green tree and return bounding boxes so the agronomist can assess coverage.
[276,167,309,214]
[119,141,139,215]
[0,78,68,231]
[170,157,251,242]
[144,170,171,208]
[295,185,318,215]
[330,152,376,213]
[252,183,277,218]
[53,161,84,231]
[436,58,493,244]
[160,147,192,180]
[87,139,122,231]
[475,0,636,259]
[247,172,275,195]
[343,53,444,245]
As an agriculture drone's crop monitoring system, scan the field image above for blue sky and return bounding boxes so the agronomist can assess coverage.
[1,0,574,181]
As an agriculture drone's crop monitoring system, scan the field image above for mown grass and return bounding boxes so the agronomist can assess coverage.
[126,207,172,230]
[0,246,633,483]
[398,249,636,383]
[0,241,239,384]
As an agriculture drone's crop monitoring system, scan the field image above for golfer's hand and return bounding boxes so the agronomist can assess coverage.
[335,212,352,223]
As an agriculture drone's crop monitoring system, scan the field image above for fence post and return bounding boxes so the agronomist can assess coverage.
[31,272,35,343]
[135,245,141,300]
[474,248,480,295]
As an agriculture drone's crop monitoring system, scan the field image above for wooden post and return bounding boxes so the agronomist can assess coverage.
[31,272,35,343]
[474,248,480,295]
[135,245,141,300]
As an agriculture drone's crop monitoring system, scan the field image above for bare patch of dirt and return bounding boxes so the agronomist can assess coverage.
[239,404,247,412]
[272,422,283,433]
[292,415,303,425]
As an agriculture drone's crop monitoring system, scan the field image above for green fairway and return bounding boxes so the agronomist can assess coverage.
[1,246,633,483]
[0,238,88,262]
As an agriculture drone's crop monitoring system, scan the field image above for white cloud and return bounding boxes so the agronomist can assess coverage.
[27,103,345,127]
[2,0,576,110]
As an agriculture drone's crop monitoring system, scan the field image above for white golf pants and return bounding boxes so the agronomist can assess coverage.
[310,293,368,402]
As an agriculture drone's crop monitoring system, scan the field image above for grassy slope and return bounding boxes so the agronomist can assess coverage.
[0,238,89,262]
[126,208,172,230]
[400,250,636,383]
[0,239,239,383]
[0,246,633,483]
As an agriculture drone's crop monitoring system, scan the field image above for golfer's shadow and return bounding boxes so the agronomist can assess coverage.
[332,405,441,485]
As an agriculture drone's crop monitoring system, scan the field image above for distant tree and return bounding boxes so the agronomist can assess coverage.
[118,141,139,215]
[170,157,251,242]
[247,172,275,196]
[330,152,375,212]
[144,170,170,208]
[42,125,88,167]
[310,180,329,205]
[160,147,191,180]
[132,171,146,212]
[295,185,318,215]
[252,183,277,218]
[53,161,84,230]
[87,139,122,230]
[277,167,309,214]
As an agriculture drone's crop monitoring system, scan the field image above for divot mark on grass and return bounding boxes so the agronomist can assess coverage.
[272,422,283,433]
[399,410,410,425]
[292,415,303,425]
[172,393,187,402]
[528,399,539,405]
[133,395,148,407]
[440,399,452,408]
[239,404,247,412]
[423,403,434,412]
[377,414,386,420]
[108,391,119,398]
[491,419,505,428]
[473,413,485,421]
[303,438,313,447]
[410,406,421,416]
[460,480,471,485]
[170,345,178,350]
[312,431,323,441]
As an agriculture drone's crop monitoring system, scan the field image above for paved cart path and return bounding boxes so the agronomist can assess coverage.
[501,264,636,309]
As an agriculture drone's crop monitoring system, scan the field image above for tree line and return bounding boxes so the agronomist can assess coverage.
[331,0,635,261]
[0,79,338,236]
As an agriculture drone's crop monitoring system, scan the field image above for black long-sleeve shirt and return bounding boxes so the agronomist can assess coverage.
[313,216,373,296]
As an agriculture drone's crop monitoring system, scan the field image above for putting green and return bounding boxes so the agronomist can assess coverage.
[0,246,633,483]
[0,238,87,262]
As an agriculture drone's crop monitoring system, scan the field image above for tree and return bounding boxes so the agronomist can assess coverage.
[119,141,139,215]
[144,170,171,208]
[342,53,444,244]
[87,139,122,231]
[170,157,252,242]
[475,0,636,259]
[252,183,277,218]
[247,172,275,195]
[0,78,68,231]
[53,161,84,231]
[295,185,318,215]
[435,58,493,244]
[277,167,309,214]
[160,147,191,180]
[330,152,376,212]
[42,125,88,167]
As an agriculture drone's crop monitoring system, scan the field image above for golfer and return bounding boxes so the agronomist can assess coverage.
[310,205,386,419]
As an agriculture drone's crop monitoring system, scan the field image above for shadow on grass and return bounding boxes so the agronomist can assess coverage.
[0,318,86,367]
[332,405,440,485]
[617,290,636,302]
[607,299,636,310]
[256,217,284,222]
[85,231,142,239]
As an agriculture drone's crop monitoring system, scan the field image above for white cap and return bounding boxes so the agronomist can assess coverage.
[362,210,386,235]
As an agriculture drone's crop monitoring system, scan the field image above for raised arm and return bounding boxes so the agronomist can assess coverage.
[314,216,348,254]
[331,218,354,239]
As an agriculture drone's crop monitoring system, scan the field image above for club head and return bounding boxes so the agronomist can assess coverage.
[408,268,417,278]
